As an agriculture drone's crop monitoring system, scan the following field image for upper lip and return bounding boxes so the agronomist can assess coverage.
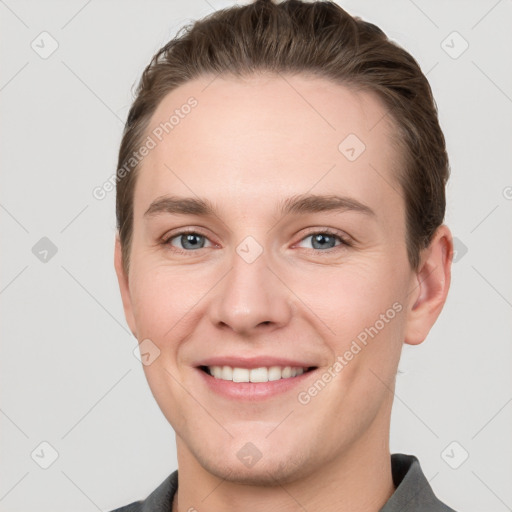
[195,356,317,369]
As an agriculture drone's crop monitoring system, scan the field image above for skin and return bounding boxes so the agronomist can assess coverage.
[114,73,453,512]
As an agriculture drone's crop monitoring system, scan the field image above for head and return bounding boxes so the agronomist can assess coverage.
[114,0,452,485]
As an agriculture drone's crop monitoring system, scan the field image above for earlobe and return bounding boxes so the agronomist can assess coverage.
[114,235,138,339]
[404,225,453,346]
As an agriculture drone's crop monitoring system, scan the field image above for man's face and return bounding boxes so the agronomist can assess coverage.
[116,74,420,484]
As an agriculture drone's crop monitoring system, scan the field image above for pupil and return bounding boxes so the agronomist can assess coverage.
[182,234,203,249]
[313,233,334,250]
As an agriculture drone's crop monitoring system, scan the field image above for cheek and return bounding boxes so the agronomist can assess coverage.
[131,279,166,338]
[298,260,404,333]
[296,259,407,387]
[129,260,217,343]
[306,271,405,417]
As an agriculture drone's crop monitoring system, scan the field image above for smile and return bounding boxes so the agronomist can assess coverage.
[200,365,314,382]
[196,364,318,401]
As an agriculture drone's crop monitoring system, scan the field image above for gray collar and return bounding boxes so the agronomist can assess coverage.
[379,454,456,512]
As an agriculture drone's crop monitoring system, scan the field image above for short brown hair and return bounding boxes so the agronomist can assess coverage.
[116,0,449,274]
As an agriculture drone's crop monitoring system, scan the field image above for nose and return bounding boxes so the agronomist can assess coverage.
[207,246,293,336]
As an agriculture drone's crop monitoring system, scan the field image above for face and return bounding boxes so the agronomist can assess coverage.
[115,73,443,485]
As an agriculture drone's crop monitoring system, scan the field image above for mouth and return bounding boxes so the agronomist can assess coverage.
[195,363,318,401]
[198,365,317,383]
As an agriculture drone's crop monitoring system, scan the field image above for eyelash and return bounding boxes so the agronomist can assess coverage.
[161,228,351,256]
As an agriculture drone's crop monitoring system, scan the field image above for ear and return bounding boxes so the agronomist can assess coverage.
[114,235,138,339]
[404,224,453,346]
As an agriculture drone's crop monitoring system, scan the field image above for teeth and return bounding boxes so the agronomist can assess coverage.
[268,366,282,381]
[232,368,250,382]
[221,366,233,380]
[249,367,268,383]
[211,366,223,378]
[206,365,309,383]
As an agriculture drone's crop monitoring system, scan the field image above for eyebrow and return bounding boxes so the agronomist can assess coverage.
[144,193,375,219]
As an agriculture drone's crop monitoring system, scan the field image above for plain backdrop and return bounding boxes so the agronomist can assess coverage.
[1,1,511,511]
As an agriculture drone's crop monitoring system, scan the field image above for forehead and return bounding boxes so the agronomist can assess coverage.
[133,73,402,221]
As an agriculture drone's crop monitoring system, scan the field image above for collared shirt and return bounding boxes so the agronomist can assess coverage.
[109,453,457,512]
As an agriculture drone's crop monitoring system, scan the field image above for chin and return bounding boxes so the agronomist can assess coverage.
[189,435,315,486]
[200,454,308,486]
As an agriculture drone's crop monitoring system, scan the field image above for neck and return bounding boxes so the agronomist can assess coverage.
[172,410,395,512]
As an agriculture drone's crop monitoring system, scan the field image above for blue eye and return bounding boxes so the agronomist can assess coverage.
[165,232,212,251]
[297,230,347,251]
[162,229,349,255]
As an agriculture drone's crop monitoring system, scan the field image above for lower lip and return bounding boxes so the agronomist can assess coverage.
[196,368,316,401]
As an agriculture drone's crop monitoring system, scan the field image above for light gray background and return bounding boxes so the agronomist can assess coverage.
[1,0,511,511]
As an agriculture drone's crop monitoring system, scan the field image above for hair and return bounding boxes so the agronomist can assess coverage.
[116,0,449,275]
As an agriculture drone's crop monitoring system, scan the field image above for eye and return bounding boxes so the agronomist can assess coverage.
[296,229,350,252]
[163,230,213,252]
[161,228,351,255]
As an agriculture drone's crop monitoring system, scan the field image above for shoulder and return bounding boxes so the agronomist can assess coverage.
[107,470,178,512]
